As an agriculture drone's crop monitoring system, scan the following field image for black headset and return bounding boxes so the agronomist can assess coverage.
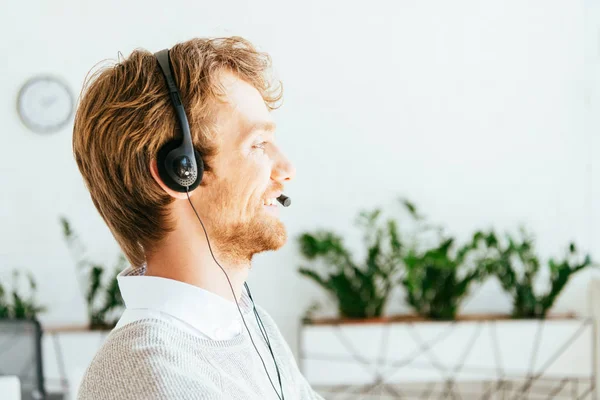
[154,49,204,192]
[154,48,286,400]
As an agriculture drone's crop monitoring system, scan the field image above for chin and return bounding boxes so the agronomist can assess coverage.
[215,216,288,261]
[257,218,288,252]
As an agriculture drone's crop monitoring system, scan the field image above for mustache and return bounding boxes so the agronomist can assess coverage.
[266,182,284,195]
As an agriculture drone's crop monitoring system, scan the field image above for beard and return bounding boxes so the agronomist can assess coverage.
[196,189,288,263]
[212,213,287,262]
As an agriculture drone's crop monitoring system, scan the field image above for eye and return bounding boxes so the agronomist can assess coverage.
[253,141,268,150]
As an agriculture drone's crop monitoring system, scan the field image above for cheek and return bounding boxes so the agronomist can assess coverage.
[233,154,272,204]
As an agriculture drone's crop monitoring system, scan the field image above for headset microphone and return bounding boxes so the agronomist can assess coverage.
[276,194,291,207]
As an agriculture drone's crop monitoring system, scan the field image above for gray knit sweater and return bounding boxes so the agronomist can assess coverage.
[78,309,323,400]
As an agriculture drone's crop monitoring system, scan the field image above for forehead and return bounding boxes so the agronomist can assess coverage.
[214,71,274,143]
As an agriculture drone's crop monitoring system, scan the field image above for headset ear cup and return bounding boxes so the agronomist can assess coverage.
[192,149,204,189]
[156,140,204,193]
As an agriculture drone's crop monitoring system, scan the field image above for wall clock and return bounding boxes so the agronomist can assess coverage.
[17,75,74,134]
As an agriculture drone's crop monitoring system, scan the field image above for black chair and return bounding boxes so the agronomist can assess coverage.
[0,319,46,400]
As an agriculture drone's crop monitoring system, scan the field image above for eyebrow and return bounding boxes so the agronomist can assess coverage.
[246,121,277,136]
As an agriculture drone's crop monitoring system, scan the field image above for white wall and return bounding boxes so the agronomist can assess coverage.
[0,0,598,367]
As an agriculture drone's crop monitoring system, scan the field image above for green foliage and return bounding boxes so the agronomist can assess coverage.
[482,229,593,319]
[298,208,402,319]
[0,284,9,319]
[399,201,491,320]
[60,217,125,329]
[0,270,46,320]
[299,197,596,322]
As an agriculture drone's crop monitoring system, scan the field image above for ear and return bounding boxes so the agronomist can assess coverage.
[149,158,192,200]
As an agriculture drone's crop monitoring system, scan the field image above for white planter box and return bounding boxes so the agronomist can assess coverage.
[300,317,596,399]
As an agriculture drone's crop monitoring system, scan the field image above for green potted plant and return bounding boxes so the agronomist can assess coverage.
[398,200,492,320]
[482,229,593,319]
[298,208,402,320]
[0,270,46,320]
[299,200,597,395]
[60,217,125,330]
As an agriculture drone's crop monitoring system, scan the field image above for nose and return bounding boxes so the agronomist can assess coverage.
[272,151,296,183]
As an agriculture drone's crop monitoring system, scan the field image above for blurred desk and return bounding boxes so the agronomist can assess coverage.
[43,325,111,400]
[0,376,21,400]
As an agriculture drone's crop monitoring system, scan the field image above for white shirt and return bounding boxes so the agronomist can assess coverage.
[115,265,254,341]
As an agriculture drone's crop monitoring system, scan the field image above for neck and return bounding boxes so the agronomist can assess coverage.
[145,210,250,303]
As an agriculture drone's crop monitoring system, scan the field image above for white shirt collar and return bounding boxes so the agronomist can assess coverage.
[117,265,253,341]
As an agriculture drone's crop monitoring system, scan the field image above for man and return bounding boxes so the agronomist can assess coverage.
[73,37,323,399]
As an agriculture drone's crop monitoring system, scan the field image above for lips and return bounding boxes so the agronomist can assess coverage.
[262,192,283,206]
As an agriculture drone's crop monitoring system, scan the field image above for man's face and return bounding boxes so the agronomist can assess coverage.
[196,71,295,261]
